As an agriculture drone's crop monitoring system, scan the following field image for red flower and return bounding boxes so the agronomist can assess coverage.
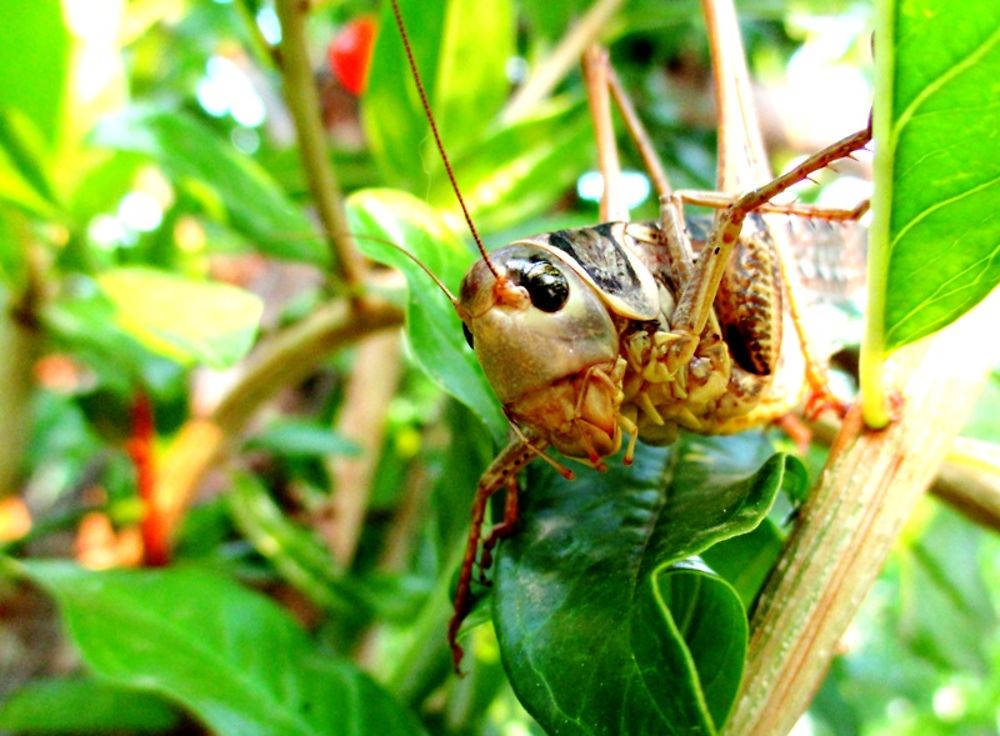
[327,17,377,96]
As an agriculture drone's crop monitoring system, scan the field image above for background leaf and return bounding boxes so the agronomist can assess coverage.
[879,0,1000,349]
[494,434,790,735]
[15,561,426,736]
[363,0,513,190]
[93,108,327,265]
[427,100,594,235]
[93,266,263,369]
[0,0,70,150]
[347,188,508,441]
[0,677,180,734]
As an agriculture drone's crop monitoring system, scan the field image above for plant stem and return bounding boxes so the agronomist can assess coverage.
[932,438,1000,533]
[0,240,44,498]
[859,0,895,429]
[316,330,403,566]
[808,423,1000,535]
[155,298,402,542]
[379,537,466,706]
[274,0,366,287]
[0,308,38,497]
[725,294,1000,736]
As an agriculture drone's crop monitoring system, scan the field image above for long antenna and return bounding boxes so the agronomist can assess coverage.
[389,0,501,280]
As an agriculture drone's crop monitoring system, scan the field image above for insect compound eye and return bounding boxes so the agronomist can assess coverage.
[462,322,475,349]
[523,260,569,313]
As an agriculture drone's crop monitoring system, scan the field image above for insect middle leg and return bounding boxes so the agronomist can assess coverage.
[668,123,874,361]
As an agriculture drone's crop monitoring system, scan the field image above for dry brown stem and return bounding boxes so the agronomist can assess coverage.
[155,298,402,541]
[932,439,1000,533]
[316,330,403,565]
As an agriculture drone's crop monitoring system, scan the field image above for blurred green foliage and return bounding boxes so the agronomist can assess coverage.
[0,0,997,734]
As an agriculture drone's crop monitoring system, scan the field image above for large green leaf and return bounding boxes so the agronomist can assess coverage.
[0,677,180,734]
[92,108,327,266]
[0,0,70,149]
[364,0,514,190]
[494,434,795,735]
[701,519,784,609]
[875,0,1000,350]
[13,561,425,736]
[0,109,62,217]
[92,266,263,369]
[347,188,507,442]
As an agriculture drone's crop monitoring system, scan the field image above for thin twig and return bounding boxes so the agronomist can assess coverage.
[316,330,403,566]
[501,0,623,124]
[274,0,367,287]
[155,298,402,542]
[725,294,1000,736]
[932,438,1000,533]
[0,239,44,498]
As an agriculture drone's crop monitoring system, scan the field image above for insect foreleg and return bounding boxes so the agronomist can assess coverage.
[448,436,541,673]
[477,476,520,581]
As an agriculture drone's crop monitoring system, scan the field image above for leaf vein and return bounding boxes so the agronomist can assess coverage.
[893,24,1000,137]
[890,173,1000,251]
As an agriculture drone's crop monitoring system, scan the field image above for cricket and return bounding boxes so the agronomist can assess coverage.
[388,0,872,672]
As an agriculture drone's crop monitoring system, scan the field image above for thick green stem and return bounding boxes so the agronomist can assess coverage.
[726,294,1000,736]
[0,290,41,497]
[859,0,895,429]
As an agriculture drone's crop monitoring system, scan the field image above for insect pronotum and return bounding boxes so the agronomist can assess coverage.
[389,0,872,672]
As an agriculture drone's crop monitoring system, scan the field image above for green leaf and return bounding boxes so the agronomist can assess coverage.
[363,0,514,189]
[432,0,514,155]
[15,561,426,736]
[876,0,1000,350]
[702,519,784,609]
[0,109,61,216]
[246,419,362,457]
[94,266,263,369]
[0,677,180,734]
[0,0,70,149]
[633,564,748,732]
[92,108,327,266]
[227,472,423,621]
[347,188,508,442]
[899,503,997,675]
[494,434,789,735]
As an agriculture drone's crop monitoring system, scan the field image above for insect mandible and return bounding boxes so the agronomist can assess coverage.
[388,0,872,672]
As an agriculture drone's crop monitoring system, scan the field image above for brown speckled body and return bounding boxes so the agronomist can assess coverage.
[616,217,785,446]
